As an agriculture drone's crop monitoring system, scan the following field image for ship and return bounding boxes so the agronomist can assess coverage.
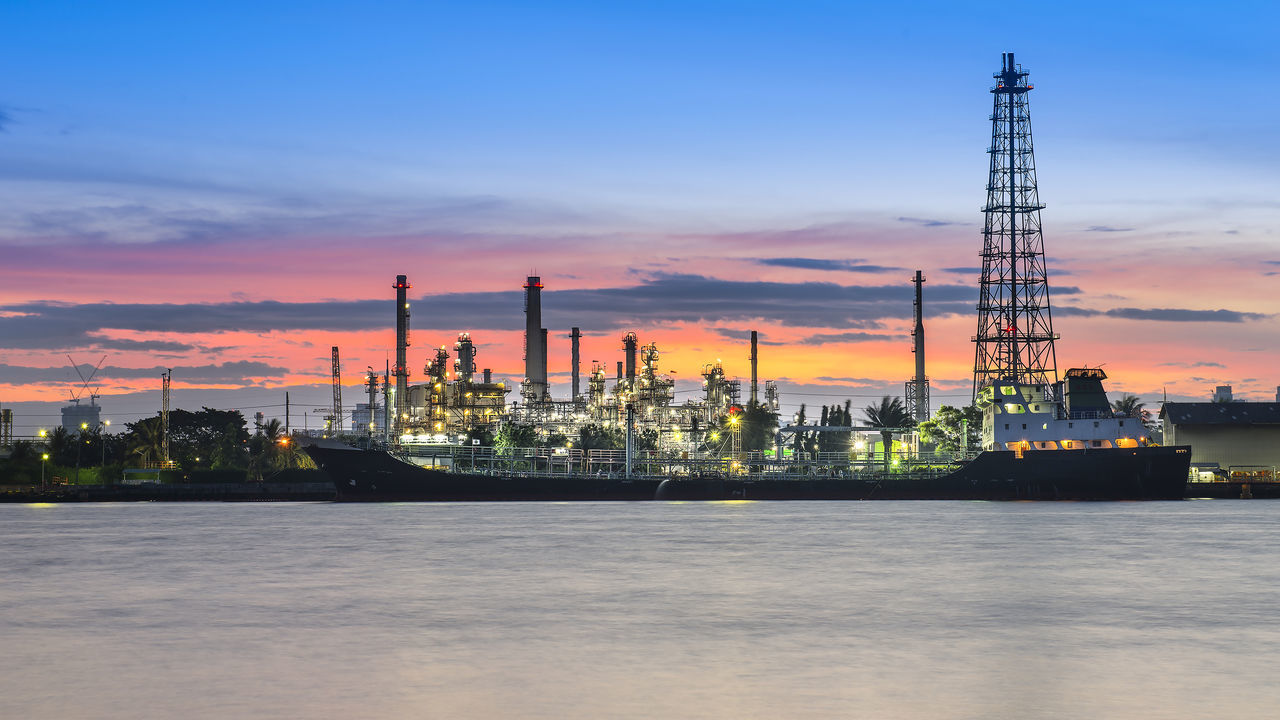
[306,367,1191,502]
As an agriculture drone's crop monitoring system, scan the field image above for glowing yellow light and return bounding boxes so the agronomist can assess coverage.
[80,422,88,430]
[39,429,47,438]
[42,453,49,460]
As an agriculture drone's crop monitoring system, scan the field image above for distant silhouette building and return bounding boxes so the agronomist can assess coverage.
[61,398,101,432]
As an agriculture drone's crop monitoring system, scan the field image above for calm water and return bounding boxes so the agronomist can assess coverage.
[3,501,1278,719]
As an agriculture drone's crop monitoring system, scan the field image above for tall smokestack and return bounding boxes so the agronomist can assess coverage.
[750,330,758,407]
[622,332,637,387]
[393,275,411,432]
[523,276,547,400]
[906,270,930,422]
[913,271,925,386]
[570,327,581,401]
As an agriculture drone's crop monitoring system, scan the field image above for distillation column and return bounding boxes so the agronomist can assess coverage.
[570,327,581,402]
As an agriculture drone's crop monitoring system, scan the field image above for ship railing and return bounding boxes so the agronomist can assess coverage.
[396,444,976,479]
[1065,410,1111,420]
[1227,466,1277,483]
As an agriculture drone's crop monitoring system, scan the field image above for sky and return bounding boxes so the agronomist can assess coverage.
[2,0,1279,434]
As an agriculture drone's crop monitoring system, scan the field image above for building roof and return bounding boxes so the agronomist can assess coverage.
[1161,402,1280,426]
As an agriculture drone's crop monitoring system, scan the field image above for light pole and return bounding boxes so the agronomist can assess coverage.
[99,420,111,484]
[41,453,49,491]
[76,422,88,484]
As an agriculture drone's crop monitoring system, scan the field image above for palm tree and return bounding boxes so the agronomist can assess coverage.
[1112,394,1144,418]
[126,418,164,466]
[864,396,914,472]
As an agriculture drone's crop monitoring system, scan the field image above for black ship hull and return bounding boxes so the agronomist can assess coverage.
[656,446,1191,500]
[307,446,662,501]
[307,444,1191,501]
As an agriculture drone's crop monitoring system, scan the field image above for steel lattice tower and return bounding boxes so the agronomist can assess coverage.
[973,52,1058,399]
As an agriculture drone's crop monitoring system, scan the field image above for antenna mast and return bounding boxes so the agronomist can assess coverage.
[331,346,343,435]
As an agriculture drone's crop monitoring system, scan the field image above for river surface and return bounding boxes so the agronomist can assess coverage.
[2,500,1278,719]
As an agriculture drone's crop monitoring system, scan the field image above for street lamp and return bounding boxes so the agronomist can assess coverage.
[100,420,111,470]
[76,422,89,484]
[41,453,49,491]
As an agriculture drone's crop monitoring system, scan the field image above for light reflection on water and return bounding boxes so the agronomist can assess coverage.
[3,501,1279,719]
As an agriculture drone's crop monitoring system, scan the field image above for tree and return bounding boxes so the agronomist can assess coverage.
[125,417,164,465]
[737,402,779,453]
[708,402,779,456]
[123,408,250,469]
[247,419,307,479]
[495,422,537,449]
[577,424,623,451]
[791,404,814,456]
[47,426,76,466]
[917,405,982,453]
[863,396,914,472]
[1112,394,1144,418]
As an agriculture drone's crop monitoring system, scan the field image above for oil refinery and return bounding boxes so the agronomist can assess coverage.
[333,273,789,458]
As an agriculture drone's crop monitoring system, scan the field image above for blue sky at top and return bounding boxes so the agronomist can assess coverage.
[5,0,1277,230]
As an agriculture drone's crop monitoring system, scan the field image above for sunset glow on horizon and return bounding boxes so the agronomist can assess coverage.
[3,2,1278,430]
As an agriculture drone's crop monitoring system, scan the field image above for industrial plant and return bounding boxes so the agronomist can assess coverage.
[329,273,796,461]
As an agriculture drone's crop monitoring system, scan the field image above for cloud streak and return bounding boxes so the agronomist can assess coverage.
[755,258,904,273]
[1055,306,1270,322]
[0,360,290,386]
[0,274,987,350]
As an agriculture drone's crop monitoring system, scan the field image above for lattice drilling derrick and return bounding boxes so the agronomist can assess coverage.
[973,52,1059,399]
